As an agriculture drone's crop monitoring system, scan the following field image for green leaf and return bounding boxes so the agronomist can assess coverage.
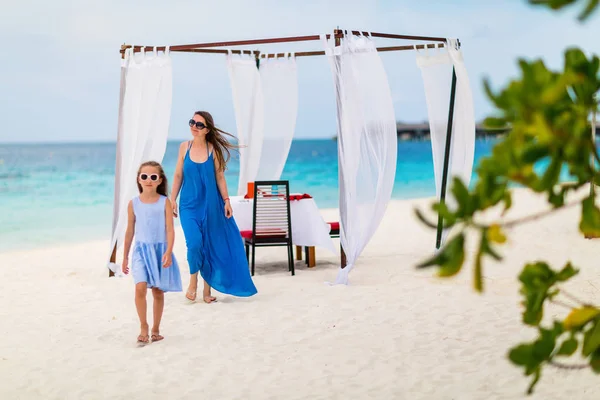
[533,326,558,360]
[540,156,563,190]
[509,344,534,366]
[582,320,600,356]
[556,263,578,281]
[416,233,466,278]
[579,195,600,236]
[557,337,578,355]
[522,142,550,163]
[450,178,471,217]
[578,0,600,20]
[591,349,600,373]
[563,306,600,330]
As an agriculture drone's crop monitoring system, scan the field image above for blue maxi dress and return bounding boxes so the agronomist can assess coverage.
[179,141,257,297]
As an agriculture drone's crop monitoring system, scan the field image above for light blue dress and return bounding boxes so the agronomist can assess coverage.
[131,195,182,292]
[179,141,257,297]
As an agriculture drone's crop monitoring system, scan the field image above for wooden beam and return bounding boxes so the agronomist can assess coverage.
[166,43,444,58]
[120,29,452,56]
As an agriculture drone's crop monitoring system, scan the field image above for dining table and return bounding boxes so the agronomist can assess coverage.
[229,194,336,267]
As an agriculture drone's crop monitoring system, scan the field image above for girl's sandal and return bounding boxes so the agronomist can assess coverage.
[185,291,197,302]
[151,333,164,342]
[137,335,150,345]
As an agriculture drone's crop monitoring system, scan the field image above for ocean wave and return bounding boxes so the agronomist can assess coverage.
[0,172,28,180]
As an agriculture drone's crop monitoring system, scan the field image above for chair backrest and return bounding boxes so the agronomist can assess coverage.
[252,180,293,242]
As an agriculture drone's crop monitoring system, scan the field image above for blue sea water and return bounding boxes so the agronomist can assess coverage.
[0,137,540,253]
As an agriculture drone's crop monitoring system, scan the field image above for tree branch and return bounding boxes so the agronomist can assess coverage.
[550,299,577,311]
[477,200,582,229]
[560,288,595,307]
[548,360,589,370]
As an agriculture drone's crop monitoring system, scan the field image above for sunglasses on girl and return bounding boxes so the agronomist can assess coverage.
[188,119,206,130]
[139,173,160,181]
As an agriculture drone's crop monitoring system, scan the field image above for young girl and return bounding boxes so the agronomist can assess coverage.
[122,161,182,344]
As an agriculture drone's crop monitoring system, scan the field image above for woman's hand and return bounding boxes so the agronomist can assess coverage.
[162,252,172,268]
[122,258,129,274]
[171,199,178,218]
[224,200,233,219]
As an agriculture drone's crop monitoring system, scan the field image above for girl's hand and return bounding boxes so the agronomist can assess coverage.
[224,201,233,219]
[122,259,129,275]
[162,252,172,268]
[171,200,178,218]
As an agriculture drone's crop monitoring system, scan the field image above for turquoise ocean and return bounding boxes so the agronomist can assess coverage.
[0,137,563,253]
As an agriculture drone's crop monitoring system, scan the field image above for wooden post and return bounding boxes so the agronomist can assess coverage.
[436,67,458,249]
[307,246,316,268]
[295,246,303,260]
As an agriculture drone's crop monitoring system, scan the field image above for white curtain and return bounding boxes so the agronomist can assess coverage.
[255,53,298,181]
[321,32,398,285]
[107,47,173,273]
[415,39,475,246]
[226,51,264,196]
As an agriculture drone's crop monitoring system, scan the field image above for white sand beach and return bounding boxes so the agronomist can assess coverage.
[1,188,599,400]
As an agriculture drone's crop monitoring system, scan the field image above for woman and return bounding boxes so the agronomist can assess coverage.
[170,111,257,303]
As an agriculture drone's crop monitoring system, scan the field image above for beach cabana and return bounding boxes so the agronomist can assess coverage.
[108,29,476,284]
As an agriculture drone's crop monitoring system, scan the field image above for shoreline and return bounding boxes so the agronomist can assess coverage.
[0,195,434,255]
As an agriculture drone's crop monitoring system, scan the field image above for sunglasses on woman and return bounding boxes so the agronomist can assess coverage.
[139,173,160,181]
[188,119,206,130]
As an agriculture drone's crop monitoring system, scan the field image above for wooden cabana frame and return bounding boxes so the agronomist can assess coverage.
[112,28,461,275]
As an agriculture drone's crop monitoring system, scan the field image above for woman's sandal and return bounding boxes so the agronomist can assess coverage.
[185,290,197,302]
[151,333,164,343]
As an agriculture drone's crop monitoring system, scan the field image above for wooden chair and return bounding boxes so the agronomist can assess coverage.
[241,180,294,276]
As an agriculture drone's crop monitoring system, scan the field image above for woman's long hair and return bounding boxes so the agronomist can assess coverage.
[195,110,239,171]
[137,161,168,196]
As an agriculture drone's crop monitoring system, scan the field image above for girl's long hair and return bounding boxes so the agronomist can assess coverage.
[195,110,239,171]
[137,161,168,196]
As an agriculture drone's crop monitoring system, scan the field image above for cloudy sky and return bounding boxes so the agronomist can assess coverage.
[1,0,598,143]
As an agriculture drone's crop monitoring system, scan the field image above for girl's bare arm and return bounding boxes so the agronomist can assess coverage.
[164,198,175,255]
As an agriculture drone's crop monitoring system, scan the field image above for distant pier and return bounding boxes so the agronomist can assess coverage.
[395,122,509,141]
[332,122,600,141]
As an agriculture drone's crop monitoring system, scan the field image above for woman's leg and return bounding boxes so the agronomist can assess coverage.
[151,288,165,342]
[135,282,149,342]
[186,272,198,301]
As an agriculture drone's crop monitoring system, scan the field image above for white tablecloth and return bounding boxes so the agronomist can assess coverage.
[230,195,336,254]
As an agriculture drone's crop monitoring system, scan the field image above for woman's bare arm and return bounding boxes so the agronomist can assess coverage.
[213,150,230,201]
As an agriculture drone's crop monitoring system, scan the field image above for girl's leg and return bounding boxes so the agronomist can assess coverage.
[135,282,149,342]
[151,288,165,342]
[186,272,198,301]
[203,280,216,303]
